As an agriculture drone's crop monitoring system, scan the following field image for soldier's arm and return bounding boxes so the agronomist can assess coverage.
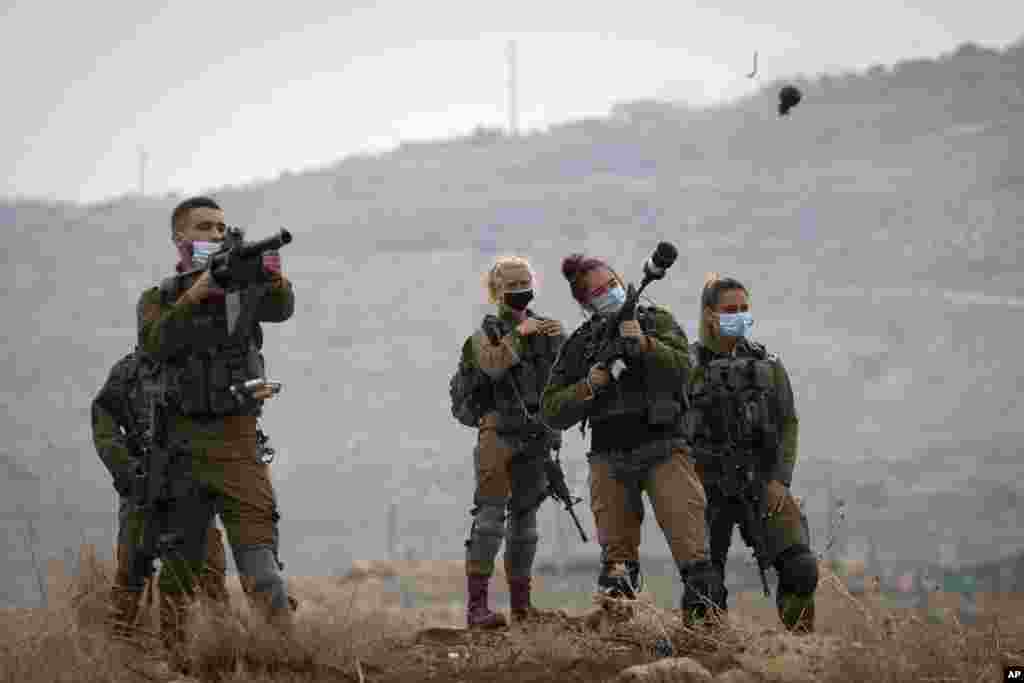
[638,307,691,382]
[471,324,527,381]
[137,284,212,359]
[253,276,295,323]
[541,336,592,430]
[91,398,135,496]
[771,359,800,487]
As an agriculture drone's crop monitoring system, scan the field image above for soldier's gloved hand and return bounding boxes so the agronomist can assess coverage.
[766,480,788,517]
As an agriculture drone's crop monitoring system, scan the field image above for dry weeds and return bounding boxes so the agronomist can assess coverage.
[1,551,1020,682]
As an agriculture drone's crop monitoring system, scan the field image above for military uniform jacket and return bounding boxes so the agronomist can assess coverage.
[136,271,295,419]
[541,305,691,452]
[460,307,565,434]
[687,338,799,487]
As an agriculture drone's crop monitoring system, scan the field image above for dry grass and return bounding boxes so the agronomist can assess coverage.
[2,552,1022,682]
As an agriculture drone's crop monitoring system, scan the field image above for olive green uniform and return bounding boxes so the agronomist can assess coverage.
[459,307,565,624]
[688,339,818,631]
[91,353,229,632]
[136,273,295,645]
[541,306,722,617]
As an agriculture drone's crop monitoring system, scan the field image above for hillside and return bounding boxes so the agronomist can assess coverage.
[2,39,1023,595]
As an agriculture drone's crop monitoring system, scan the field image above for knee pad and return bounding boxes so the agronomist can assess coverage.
[505,510,539,577]
[776,545,819,595]
[465,501,507,571]
[234,545,289,612]
[507,507,539,544]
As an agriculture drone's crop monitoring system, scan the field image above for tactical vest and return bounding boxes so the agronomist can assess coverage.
[686,341,781,474]
[483,313,560,433]
[564,306,687,451]
[157,276,266,417]
[95,350,159,432]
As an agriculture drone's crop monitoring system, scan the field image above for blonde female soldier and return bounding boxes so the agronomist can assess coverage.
[450,256,566,628]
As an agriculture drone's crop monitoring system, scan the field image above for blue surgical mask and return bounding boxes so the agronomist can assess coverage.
[718,312,754,338]
[590,285,627,315]
[190,240,220,269]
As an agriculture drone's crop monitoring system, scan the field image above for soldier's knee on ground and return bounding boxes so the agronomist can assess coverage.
[775,545,818,632]
[465,499,507,576]
[776,545,818,595]
[235,545,291,613]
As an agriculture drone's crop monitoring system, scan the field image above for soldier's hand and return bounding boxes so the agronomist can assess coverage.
[538,319,563,336]
[588,364,611,389]
[263,251,286,288]
[185,271,216,303]
[766,480,788,517]
[517,318,543,336]
[251,385,277,401]
[619,320,642,339]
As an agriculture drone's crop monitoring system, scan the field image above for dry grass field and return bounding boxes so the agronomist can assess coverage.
[2,547,1022,682]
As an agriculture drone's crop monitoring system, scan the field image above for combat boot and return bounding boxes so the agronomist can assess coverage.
[508,575,552,623]
[597,561,644,600]
[679,559,726,627]
[466,574,507,629]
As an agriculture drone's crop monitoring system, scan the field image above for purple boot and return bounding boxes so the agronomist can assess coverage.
[466,575,507,629]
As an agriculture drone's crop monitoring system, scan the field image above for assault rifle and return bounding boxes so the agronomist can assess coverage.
[694,443,772,597]
[578,242,678,439]
[176,226,294,334]
[481,316,588,543]
[582,241,678,381]
[126,396,181,578]
[689,374,774,596]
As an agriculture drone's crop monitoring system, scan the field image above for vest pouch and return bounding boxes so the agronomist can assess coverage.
[207,346,254,415]
[176,356,210,415]
[753,359,774,389]
[648,397,680,426]
[727,359,754,392]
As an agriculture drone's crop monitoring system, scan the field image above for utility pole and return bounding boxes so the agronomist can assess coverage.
[506,40,519,137]
[138,146,148,196]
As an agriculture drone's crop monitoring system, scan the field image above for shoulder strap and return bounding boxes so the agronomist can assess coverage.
[159,275,183,305]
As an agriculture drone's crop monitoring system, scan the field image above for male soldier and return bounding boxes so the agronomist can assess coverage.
[452,255,565,628]
[687,274,818,632]
[541,253,723,624]
[135,196,295,655]
[91,348,229,635]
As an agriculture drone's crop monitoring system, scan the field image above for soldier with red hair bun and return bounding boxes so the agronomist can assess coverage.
[541,253,723,624]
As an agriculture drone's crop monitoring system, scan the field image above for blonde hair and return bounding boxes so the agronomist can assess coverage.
[483,255,534,304]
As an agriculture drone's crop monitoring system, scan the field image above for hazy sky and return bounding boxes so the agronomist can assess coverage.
[3,1,1021,203]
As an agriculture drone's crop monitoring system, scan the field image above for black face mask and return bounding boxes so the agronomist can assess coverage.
[503,289,534,311]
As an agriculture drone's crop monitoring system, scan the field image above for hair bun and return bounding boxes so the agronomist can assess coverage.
[562,253,586,282]
[703,271,721,289]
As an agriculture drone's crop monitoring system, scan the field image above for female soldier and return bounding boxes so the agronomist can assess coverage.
[540,254,723,623]
[687,273,817,632]
[455,255,566,628]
